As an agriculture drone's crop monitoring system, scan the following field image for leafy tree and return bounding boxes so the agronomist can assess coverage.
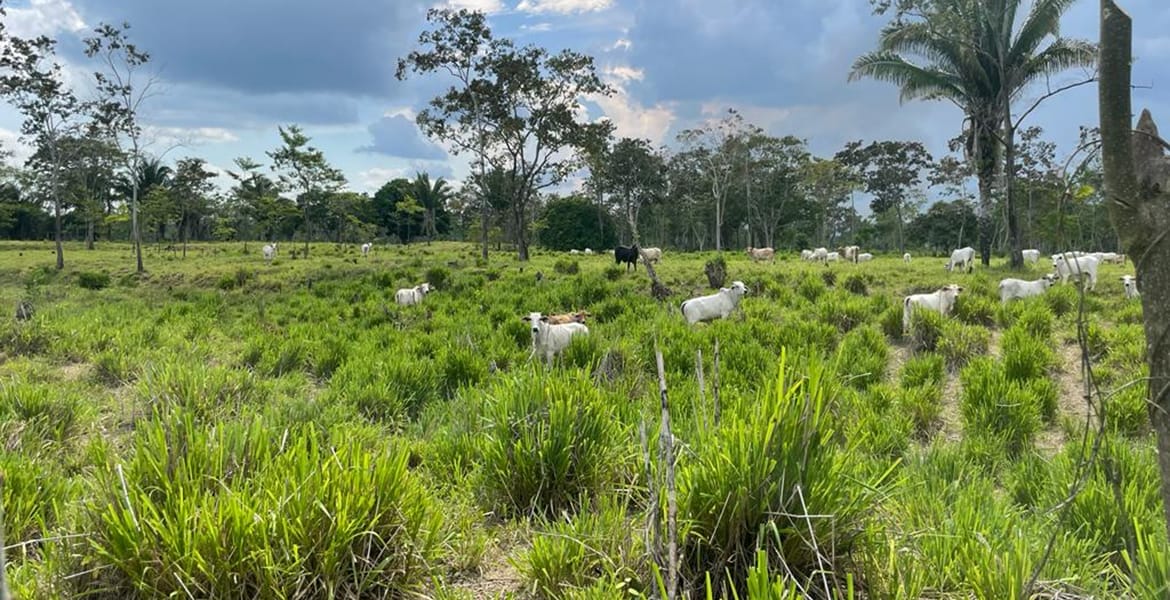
[85,22,159,273]
[906,199,978,252]
[57,134,122,250]
[535,195,616,252]
[836,140,932,253]
[677,109,759,252]
[598,137,666,246]
[799,157,853,248]
[743,135,810,248]
[399,8,613,261]
[372,178,424,243]
[228,157,291,244]
[267,125,346,257]
[170,157,216,257]
[0,26,90,269]
[851,0,1095,268]
[410,172,452,242]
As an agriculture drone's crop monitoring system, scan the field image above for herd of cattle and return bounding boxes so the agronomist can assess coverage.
[257,241,1140,365]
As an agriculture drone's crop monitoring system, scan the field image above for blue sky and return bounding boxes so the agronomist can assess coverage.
[1,0,1167,196]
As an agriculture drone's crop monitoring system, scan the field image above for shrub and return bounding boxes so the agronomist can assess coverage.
[796,274,826,302]
[842,273,868,296]
[1002,326,1055,382]
[960,358,1041,457]
[476,373,627,518]
[0,451,69,546]
[704,256,727,288]
[77,270,111,290]
[821,269,837,288]
[938,321,989,371]
[425,266,451,290]
[677,352,882,592]
[553,259,580,275]
[217,267,252,290]
[1046,284,1078,317]
[603,266,624,281]
[901,384,943,439]
[879,305,904,340]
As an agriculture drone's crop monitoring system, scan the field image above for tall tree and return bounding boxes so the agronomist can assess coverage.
[400,8,612,261]
[801,158,855,248]
[851,0,1095,268]
[58,134,122,250]
[677,109,758,252]
[0,28,90,269]
[266,125,346,257]
[1098,0,1170,543]
[170,157,216,257]
[836,140,933,253]
[599,137,666,246]
[410,172,451,243]
[85,22,159,274]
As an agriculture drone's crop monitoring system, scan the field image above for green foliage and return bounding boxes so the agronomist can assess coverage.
[677,352,882,591]
[536,195,617,252]
[952,294,995,326]
[1046,284,1078,317]
[937,321,989,371]
[1105,380,1150,438]
[426,265,452,290]
[900,353,945,389]
[879,305,904,340]
[475,373,628,518]
[0,451,70,545]
[554,258,580,275]
[907,307,945,352]
[835,325,888,389]
[519,498,645,598]
[77,270,111,290]
[960,358,1041,457]
[86,414,443,597]
[843,273,869,296]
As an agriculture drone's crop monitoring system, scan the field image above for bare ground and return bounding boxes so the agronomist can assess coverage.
[446,536,528,599]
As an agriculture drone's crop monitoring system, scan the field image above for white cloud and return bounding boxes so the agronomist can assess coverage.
[516,0,612,15]
[438,0,505,13]
[0,127,34,166]
[609,38,632,51]
[603,65,644,83]
[4,0,87,39]
[520,22,553,32]
[144,126,240,149]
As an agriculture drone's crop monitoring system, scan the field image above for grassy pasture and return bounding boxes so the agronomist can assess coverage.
[0,240,1160,599]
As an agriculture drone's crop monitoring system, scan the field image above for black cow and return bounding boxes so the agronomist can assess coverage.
[615,245,639,271]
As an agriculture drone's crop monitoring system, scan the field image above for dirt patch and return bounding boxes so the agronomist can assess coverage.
[57,361,92,382]
[1054,341,1095,425]
[447,542,527,599]
[938,367,964,443]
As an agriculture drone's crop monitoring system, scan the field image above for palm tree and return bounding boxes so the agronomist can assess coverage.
[850,0,1094,268]
[119,157,172,242]
[410,172,452,243]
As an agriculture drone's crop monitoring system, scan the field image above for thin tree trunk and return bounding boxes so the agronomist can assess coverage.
[303,204,310,258]
[1099,0,1170,544]
[1004,99,1024,269]
[132,182,143,273]
[53,194,63,270]
[86,211,95,250]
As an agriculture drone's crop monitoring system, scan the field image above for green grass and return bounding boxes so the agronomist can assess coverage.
[0,240,1157,598]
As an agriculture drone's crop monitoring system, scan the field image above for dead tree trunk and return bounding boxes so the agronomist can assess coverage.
[1099,0,1170,543]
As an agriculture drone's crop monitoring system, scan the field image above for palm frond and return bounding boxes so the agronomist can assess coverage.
[1014,38,1097,90]
[1008,0,1080,68]
[849,52,967,104]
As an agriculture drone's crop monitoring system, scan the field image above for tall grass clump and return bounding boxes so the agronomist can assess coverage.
[137,360,267,418]
[834,325,888,389]
[900,353,945,390]
[476,372,629,518]
[85,413,444,597]
[937,321,989,371]
[327,353,439,426]
[0,376,85,446]
[677,351,882,592]
[77,270,111,290]
[960,358,1042,457]
[907,307,945,352]
[1001,326,1055,382]
[519,497,645,598]
[953,294,995,326]
[0,451,70,547]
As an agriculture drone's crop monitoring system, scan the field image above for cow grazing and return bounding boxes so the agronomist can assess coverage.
[1022,249,1040,265]
[546,310,590,325]
[840,245,860,263]
[998,275,1056,304]
[583,248,594,255]
[262,243,278,262]
[1121,275,1139,299]
[812,247,829,263]
[903,252,912,263]
[1052,253,1099,291]
[395,282,432,306]
[826,251,841,262]
[945,247,976,273]
[747,246,775,262]
[641,247,663,263]
[615,246,639,271]
[856,252,873,263]
[361,242,373,257]
[903,284,963,332]
[801,249,814,261]
[681,281,749,325]
[523,311,589,366]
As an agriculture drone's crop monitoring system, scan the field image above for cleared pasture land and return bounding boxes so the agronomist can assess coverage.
[0,240,1160,599]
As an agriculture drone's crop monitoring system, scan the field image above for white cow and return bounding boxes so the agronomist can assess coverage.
[998,275,1056,304]
[856,252,873,263]
[361,242,373,257]
[641,247,663,263]
[262,243,278,262]
[840,245,860,263]
[1022,249,1040,265]
[395,282,432,306]
[1053,253,1099,291]
[801,249,814,261]
[826,251,841,262]
[1121,275,1140,299]
[569,249,581,255]
[523,311,589,366]
[903,252,912,263]
[811,247,829,263]
[747,246,775,262]
[903,284,963,332]
[681,281,748,325]
[945,247,976,273]
[584,248,594,255]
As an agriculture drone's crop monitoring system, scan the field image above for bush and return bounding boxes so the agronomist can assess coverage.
[843,273,868,296]
[953,294,996,327]
[519,498,645,598]
[425,266,451,290]
[1046,284,1078,317]
[553,259,580,275]
[536,196,617,252]
[217,268,252,290]
[476,373,627,518]
[78,270,111,290]
[603,266,624,281]
[938,321,989,371]
[960,358,1041,457]
[1002,326,1055,382]
[900,353,945,390]
[821,269,837,288]
[880,305,904,340]
[705,256,727,288]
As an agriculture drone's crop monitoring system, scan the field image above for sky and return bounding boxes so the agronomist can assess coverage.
[1,0,1168,197]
